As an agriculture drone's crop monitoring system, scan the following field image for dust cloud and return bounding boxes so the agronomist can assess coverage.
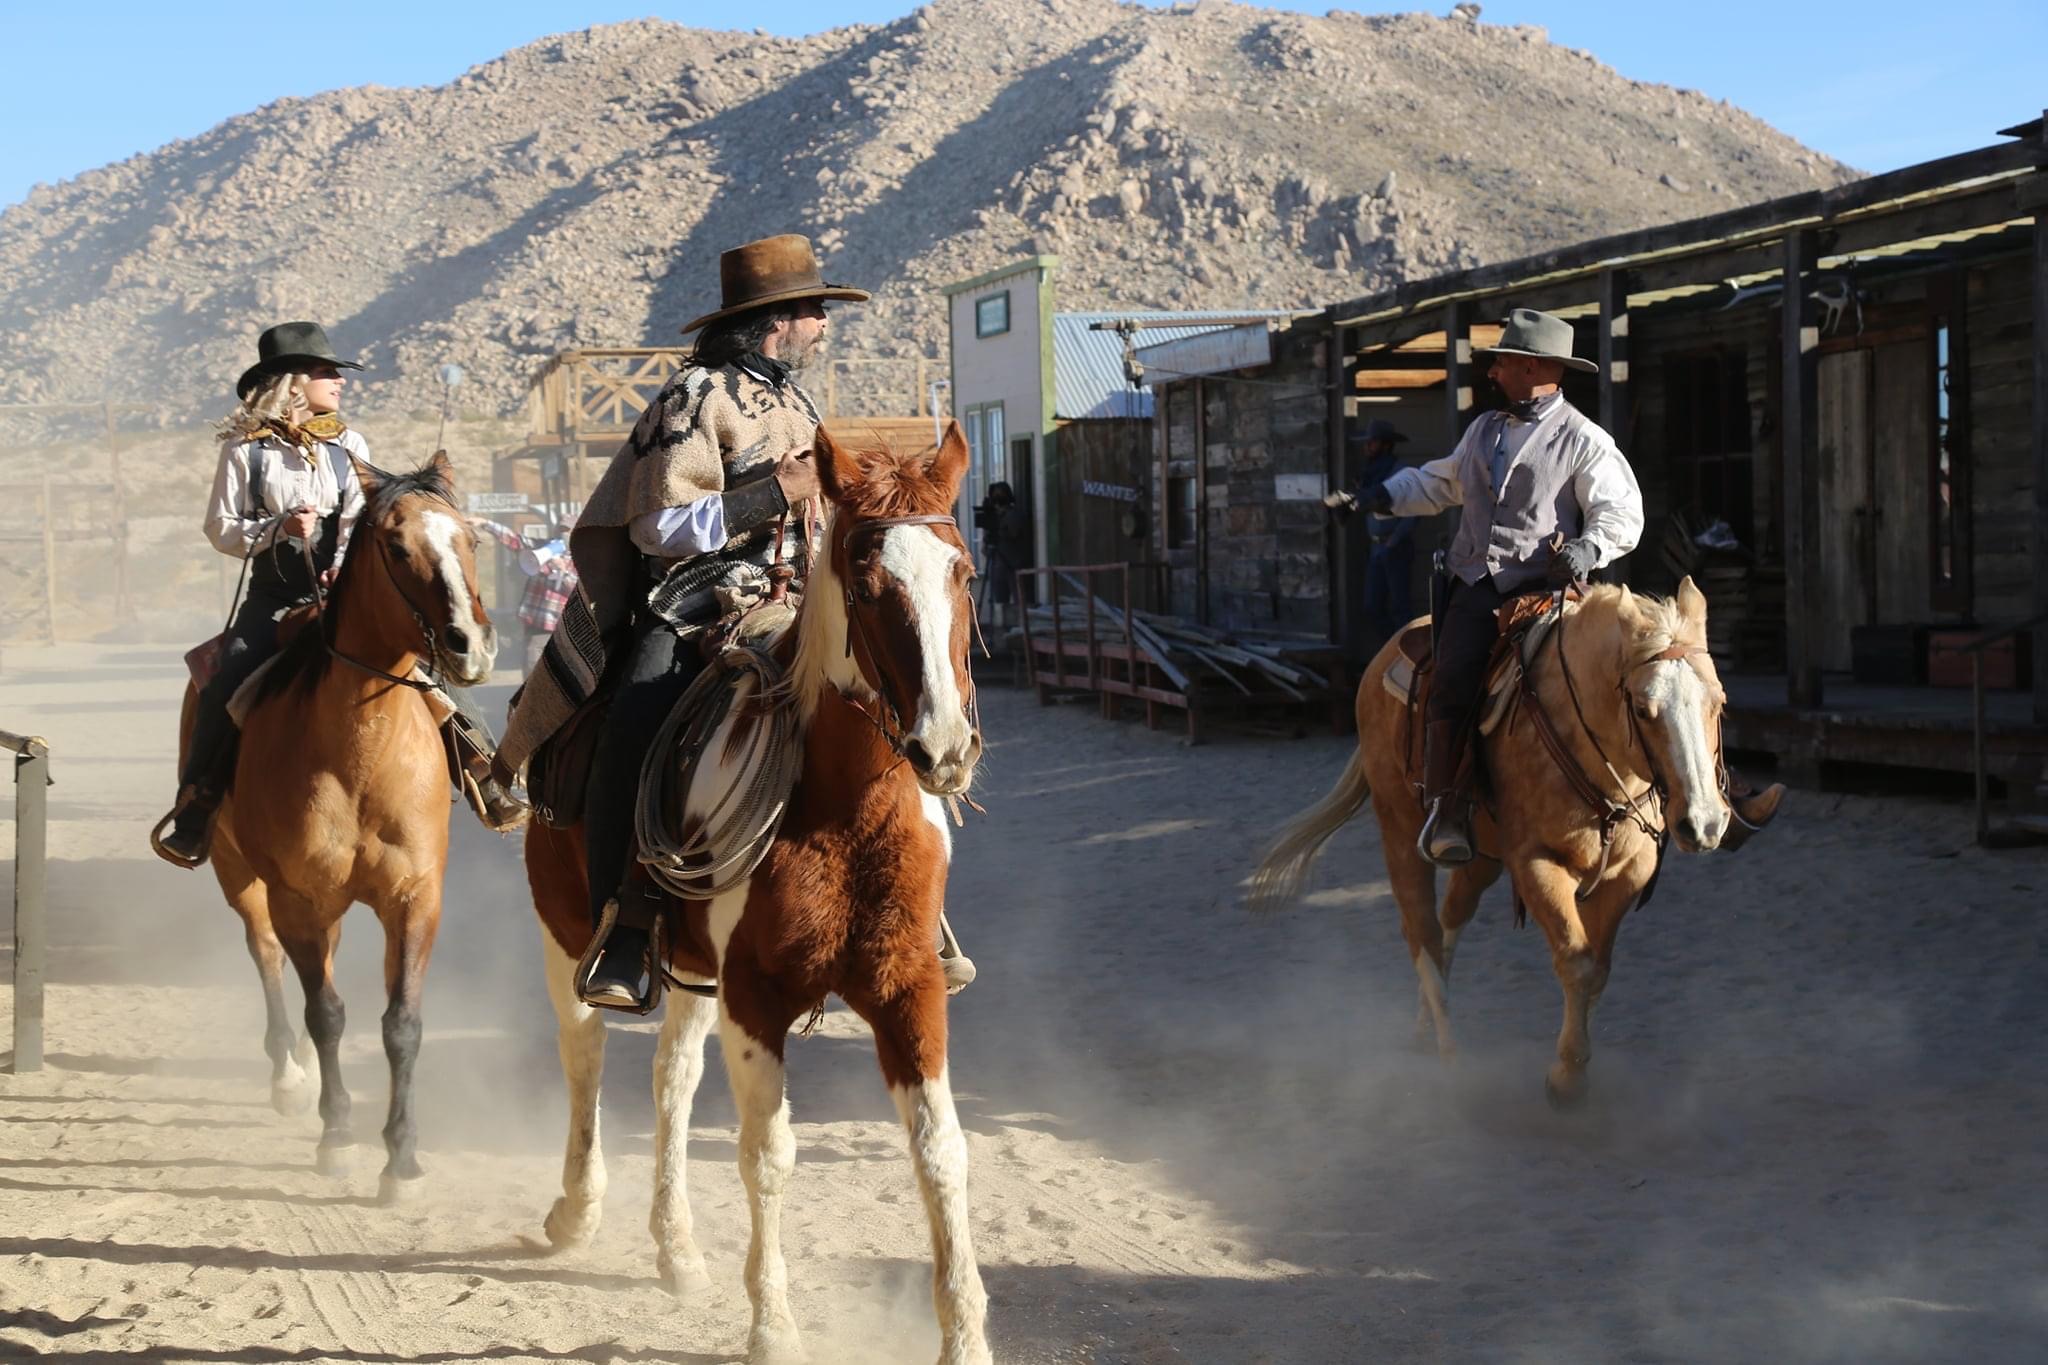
[3,573,2046,1361]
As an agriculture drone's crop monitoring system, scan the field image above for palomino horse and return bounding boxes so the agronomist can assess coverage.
[524,423,990,1365]
[1252,580,1731,1107]
[179,452,496,1197]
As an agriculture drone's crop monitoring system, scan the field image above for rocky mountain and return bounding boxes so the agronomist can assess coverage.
[0,0,1854,418]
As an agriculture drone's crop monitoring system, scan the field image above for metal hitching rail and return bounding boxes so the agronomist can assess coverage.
[3,727,49,1072]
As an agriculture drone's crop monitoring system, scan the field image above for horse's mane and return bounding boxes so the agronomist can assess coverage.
[1574,583,1708,672]
[251,459,456,704]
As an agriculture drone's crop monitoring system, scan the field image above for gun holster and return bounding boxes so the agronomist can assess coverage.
[1428,549,1451,655]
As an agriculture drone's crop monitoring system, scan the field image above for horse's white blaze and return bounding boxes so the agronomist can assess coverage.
[1641,658,1725,844]
[890,1068,992,1364]
[420,509,495,681]
[881,524,975,778]
[540,934,607,1246]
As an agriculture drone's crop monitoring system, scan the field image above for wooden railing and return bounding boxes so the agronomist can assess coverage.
[1932,614,2048,845]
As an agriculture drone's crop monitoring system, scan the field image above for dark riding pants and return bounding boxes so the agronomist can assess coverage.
[1427,576,1507,732]
[582,619,707,923]
[180,590,300,792]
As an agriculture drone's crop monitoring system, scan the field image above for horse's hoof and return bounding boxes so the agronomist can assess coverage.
[544,1197,602,1250]
[747,1319,807,1365]
[378,1170,426,1207]
[315,1141,357,1177]
[657,1250,712,1300]
[271,1076,315,1118]
[1544,1067,1590,1112]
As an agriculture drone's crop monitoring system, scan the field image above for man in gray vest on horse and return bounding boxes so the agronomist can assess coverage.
[1357,309,1644,867]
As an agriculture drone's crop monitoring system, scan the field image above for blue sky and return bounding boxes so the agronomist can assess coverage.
[1,1,2039,210]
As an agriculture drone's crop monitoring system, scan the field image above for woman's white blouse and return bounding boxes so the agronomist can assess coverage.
[203,428,370,560]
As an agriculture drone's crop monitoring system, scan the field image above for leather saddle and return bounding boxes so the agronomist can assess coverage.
[1382,588,1578,736]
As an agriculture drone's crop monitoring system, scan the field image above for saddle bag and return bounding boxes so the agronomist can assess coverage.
[528,692,609,829]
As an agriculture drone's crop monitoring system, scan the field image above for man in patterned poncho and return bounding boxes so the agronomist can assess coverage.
[501,234,865,1009]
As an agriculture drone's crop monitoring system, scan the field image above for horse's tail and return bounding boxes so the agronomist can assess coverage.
[1247,749,1371,914]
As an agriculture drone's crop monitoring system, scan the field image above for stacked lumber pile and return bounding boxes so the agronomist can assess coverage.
[1026,572,1330,702]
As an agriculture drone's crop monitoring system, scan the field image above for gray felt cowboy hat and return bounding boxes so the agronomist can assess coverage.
[237,321,363,399]
[1481,307,1598,374]
[680,233,872,334]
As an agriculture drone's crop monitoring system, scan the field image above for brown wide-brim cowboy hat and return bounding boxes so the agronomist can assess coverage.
[680,233,871,334]
[1480,307,1598,374]
[237,320,364,399]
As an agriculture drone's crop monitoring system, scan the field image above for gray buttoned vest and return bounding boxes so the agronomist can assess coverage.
[1448,399,1599,591]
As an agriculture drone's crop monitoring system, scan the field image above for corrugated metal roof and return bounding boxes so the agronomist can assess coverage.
[1053,311,1293,421]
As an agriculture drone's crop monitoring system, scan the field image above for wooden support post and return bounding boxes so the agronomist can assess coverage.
[1193,377,1210,625]
[39,475,58,646]
[1782,229,1825,709]
[1444,300,1475,441]
[1326,325,1352,652]
[2033,159,2048,723]
[1597,269,1632,438]
[104,398,130,624]
[8,733,49,1073]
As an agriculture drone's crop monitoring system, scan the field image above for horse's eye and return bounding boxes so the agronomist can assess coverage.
[853,579,879,603]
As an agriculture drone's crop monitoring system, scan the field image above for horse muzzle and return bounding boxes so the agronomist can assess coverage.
[1671,802,1731,854]
[438,622,498,687]
[904,727,981,798]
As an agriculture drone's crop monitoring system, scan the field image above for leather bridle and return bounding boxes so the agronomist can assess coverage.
[835,512,982,765]
[308,478,463,694]
[1518,591,1717,901]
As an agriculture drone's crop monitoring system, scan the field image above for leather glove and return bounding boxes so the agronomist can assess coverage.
[1547,537,1599,587]
[1321,490,1358,515]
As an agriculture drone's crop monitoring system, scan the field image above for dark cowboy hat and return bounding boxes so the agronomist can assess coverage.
[1347,418,1409,446]
[237,321,363,399]
[680,233,872,334]
[1480,307,1598,374]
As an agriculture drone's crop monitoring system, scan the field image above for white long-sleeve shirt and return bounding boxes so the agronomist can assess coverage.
[630,497,727,556]
[1382,395,1643,587]
[204,428,369,560]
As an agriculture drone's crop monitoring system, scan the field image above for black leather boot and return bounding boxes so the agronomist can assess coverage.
[1417,718,1475,867]
[575,880,665,1014]
[150,731,239,869]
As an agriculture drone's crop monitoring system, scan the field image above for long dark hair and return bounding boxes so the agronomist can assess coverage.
[691,304,793,369]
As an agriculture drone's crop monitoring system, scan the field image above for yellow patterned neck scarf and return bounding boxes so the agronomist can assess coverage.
[256,412,348,447]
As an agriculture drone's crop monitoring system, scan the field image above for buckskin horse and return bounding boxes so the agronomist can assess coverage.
[1252,579,1731,1107]
[523,423,990,1365]
[176,452,497,1199]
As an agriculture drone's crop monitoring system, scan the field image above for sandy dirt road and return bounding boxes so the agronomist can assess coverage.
[2,642,2045,1363]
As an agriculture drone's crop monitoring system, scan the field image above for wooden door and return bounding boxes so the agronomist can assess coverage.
[1871,338,1933,624]
[1817,350,1873,671]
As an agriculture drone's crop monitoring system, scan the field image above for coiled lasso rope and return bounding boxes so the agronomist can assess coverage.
[634,644,804,901]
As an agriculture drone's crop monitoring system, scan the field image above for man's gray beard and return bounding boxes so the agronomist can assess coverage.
[783,334,823,372]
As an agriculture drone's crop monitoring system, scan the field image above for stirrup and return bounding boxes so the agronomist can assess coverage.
[938,912,975,996]
[573,898,664,1015]
[149,791,216,869]
[1418,797,1475,868]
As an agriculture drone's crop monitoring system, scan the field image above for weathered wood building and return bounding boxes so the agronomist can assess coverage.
[1146,115,2047,785]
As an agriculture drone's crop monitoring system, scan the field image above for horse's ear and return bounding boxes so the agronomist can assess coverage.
[349,453,383,497]
[928,419,969,495]
[814,423,860,504]
[1614,584,1641,628]
[1675,575,1708,629]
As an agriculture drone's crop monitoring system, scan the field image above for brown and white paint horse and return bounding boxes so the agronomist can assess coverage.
[1253,581,1730,1107]
[524,424,990,1365]
[179,452,496,1198]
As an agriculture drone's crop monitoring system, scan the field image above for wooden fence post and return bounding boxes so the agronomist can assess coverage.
[6,731,49,1073]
